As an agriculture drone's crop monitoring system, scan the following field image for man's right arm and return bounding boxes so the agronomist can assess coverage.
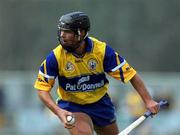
[37,90,62,115]
[37,90,74,128]
[34,51,74,128]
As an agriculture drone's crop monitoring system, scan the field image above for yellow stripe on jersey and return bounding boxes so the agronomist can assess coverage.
[115,52,120,65]
[57,84,109,105]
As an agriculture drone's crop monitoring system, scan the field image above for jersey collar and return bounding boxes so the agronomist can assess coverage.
[85,37,93,52]
[63,37,93,54]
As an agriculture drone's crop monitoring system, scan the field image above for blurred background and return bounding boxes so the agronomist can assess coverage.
[0,0,180,135]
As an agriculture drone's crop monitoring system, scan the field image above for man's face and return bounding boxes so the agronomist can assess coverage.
[59,30,80,52]
[60,30,78,44]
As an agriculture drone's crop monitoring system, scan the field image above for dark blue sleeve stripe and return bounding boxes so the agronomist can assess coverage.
[39,64,44,73]
[118,55,124,82]
[39,64,48,82]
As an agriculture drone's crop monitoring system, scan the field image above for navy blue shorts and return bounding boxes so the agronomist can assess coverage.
[57,93,116,127]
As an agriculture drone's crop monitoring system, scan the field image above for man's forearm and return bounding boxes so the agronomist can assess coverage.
[130,74,152,104]
[37,90,61,115]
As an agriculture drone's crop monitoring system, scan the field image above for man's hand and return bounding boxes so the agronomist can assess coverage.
[56,109,75,129]
[37,90,75,128]
[145,100,160,114]
[130,74,160,115]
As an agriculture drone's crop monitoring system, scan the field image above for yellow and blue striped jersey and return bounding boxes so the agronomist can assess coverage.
[34,37,136,104]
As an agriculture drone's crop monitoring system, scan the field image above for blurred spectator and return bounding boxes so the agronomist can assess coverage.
[108,85,121,109]
[152,88,180,135]
[0,85,6,128]
[125,90,151,135]
[125,90,145,117]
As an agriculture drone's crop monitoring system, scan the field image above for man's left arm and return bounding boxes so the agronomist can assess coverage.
[130,73,159,114]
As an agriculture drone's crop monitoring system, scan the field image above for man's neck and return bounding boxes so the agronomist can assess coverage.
[73,40,86,58]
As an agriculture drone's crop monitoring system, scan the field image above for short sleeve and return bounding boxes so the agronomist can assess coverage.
[103,45,136,83]
[34,51,59,91]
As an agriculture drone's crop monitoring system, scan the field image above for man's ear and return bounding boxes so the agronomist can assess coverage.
[80,30,86,37]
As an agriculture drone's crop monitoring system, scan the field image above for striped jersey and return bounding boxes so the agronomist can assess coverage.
[34,37,136,104]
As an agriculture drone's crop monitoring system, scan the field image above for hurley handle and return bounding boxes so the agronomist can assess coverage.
[144,100,169,118]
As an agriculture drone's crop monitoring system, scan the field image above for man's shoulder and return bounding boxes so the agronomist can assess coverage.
[50,45,63,60]
[89,37,107,51]
[89,36,106,45]
[52,44,63,54]
[53,44,62,51]
[88,37,107,57]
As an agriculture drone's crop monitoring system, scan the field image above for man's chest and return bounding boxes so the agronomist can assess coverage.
[59,54,104,77]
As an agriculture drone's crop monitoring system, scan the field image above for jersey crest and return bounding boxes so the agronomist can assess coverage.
[65,61,75,71]
[88,58,97,70]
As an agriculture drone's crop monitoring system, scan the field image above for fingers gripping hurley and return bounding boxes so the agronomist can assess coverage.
[118,100,169,135]
[66,115,75,125]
